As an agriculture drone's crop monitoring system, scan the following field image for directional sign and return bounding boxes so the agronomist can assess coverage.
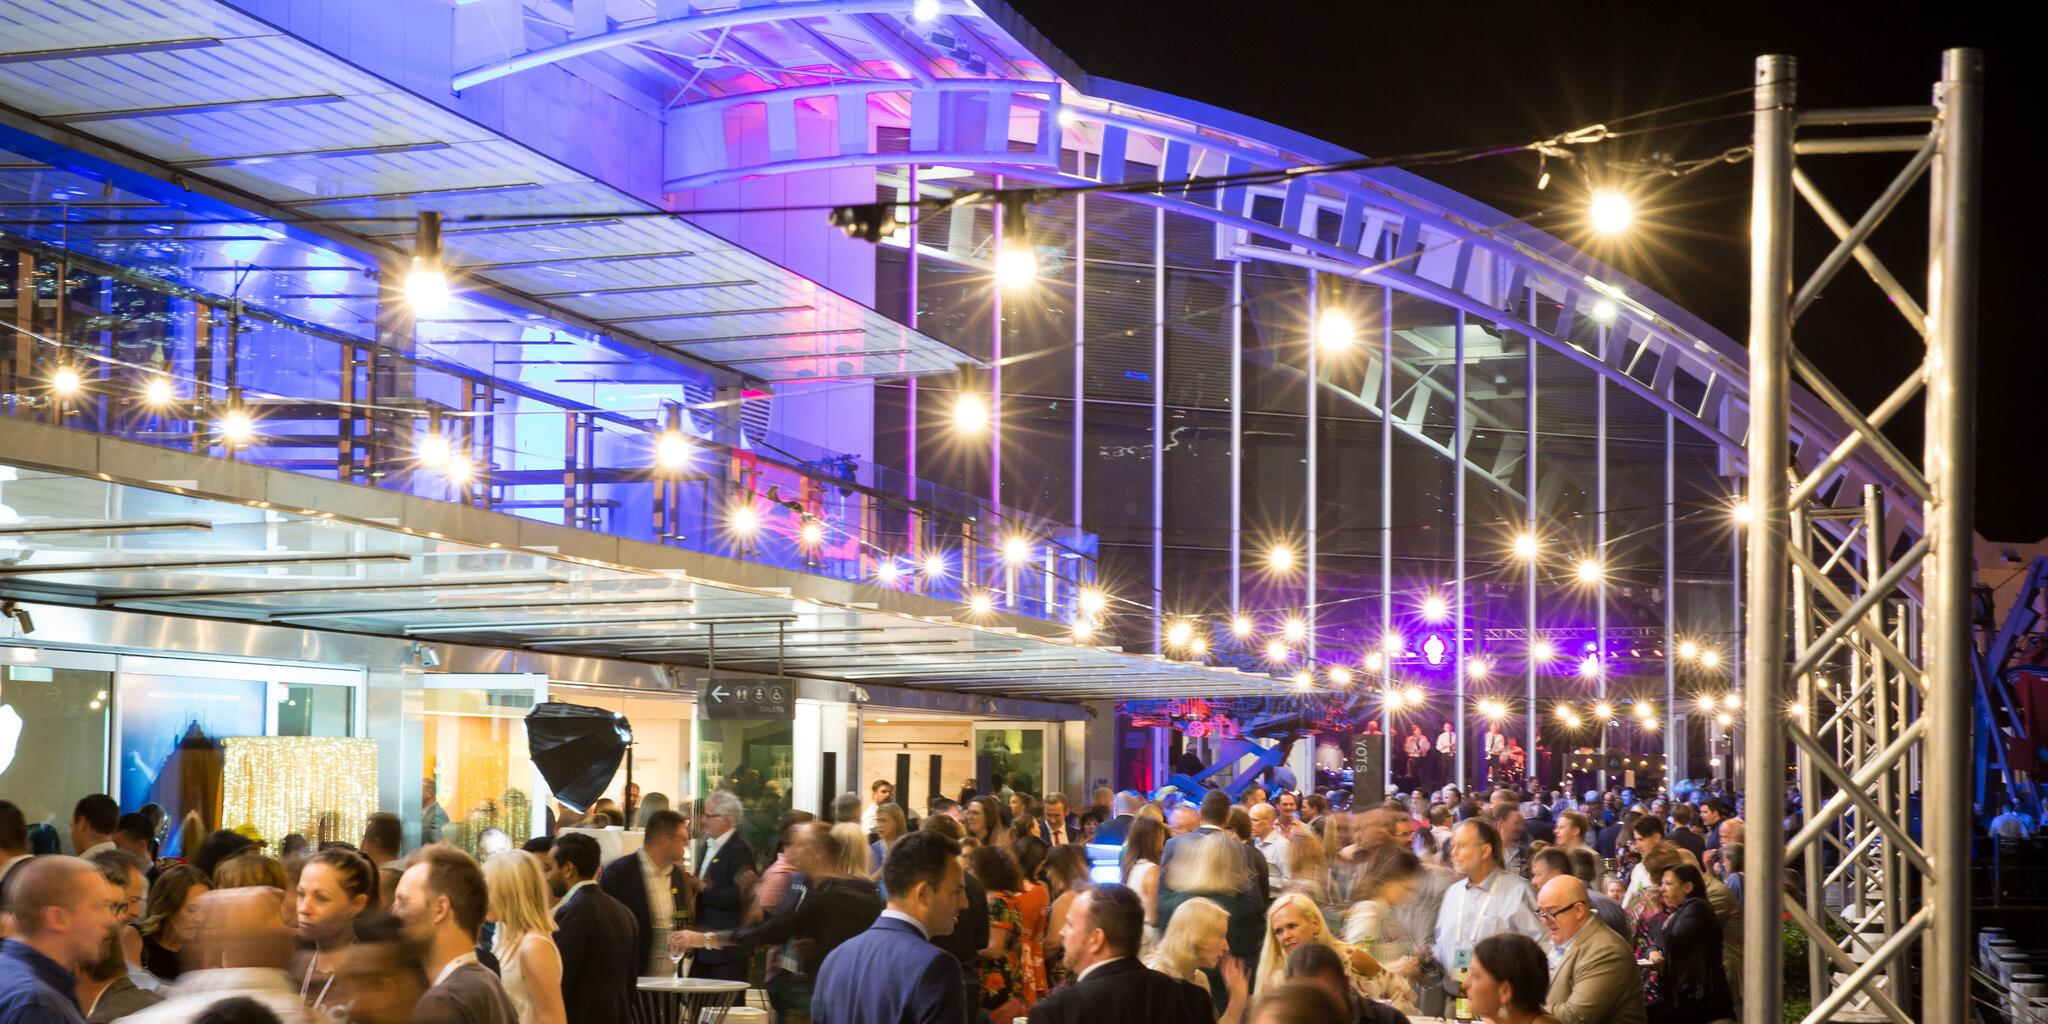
[699,679,794,720]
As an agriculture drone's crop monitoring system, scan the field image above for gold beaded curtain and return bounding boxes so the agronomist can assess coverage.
[219,737,378,847]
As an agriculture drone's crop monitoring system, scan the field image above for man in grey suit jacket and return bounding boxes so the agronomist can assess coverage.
[1538,876,1647,1024]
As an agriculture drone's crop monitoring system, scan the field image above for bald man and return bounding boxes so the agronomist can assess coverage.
[0,856,120,1024]
[1537,875,1645,1024]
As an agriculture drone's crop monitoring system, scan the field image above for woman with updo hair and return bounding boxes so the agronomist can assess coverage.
[294,847,376,1013]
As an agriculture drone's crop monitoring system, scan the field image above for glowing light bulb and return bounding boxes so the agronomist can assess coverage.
[953,392,989,433]
[1327,665,1353,686]
[1071,620,1094,642]
[1698,695,1719,713]
[1232,615,1254,638]
[1283,617,1307,643]
[1589,299,1619,325]
[1467,657,1489,681]
[1266,544,1295,572]
[922,553,947,578]
[994,243,1039,290]
[1003,536,1032,564]
[1380,631,1403,655]
[1079,589,1107,616]
[1699,649,1720,669]
[1634,702,1654,721]
[1788,700,1807,720]
[1165,620,1194,649]
[1404,684,1423,705]
[1589,190,1634,235]
[1594,701,1614,720]
[444,454,474,485]
[910,0,940,23]
[1187,636,1208,656]
[1732,500,1753,525]
[1724,692,1742,710]
[1513,532,1539,559]
[1421,594,1449,622]
[1578,654,1601,679]
[1677,639,1700,661]
[1264,640,1289,663]
[1315,308,1354,352]
[51,365,81,396]
[1055,107,1078,128]
[219,410,254,444]
[1385,688,1407,710]
[1716,712,1734,727]
[1576,558,1602,584]
[418,431,451,467]
[143,375,173,406]
[404,256,450,316]
[1293,671,1313,688]
[1564,712,1583,728]
[1641,717,1659,731]
[800,520,825,547]
[730,502,759,537]
[1530,639,1556,662]
[1363,651,1385,672]
[655,430,692,471]
[1555,705,1575,721]
[969,592,993,615]
[877,562,903,585]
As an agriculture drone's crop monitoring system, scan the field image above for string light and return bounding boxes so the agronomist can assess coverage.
[1589,190,1634,235]
[418,431,451,467]
[51,365,81,397]
[220,737,378,855]
[1327,665,1353,686]
[143,374,173,406]
[1003,536,1033,564]
[953,392,989,433]
[1232,615,1254,638]
[729,501,759,537]
[1079,588,1107,616]
[655,430,692,471]
[968,592,994,616]
[1513,532,1540,559]
[1264,640,1290,663]
[1282,617,1307,642]
[404,211,452,315]
[1315,308,1355,352]
[1266,544,1296,572]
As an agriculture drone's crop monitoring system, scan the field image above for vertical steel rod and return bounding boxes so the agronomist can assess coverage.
[1664,415,1677,769]
[1526,314,1539,770]
[1923,46,1981,1024]
[1742,52,1796,1024]
[1453,307,1467,792]
[1307,275,1320,662]
[1073,194,1086,535]
[991,175,1004,516]
[1151,207,1165,648]
[1230,261,1243,618]
[1595,330,1609,791]
[1379,287,1398,784]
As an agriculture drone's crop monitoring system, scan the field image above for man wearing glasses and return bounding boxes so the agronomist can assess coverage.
[1536,875,1645,1024]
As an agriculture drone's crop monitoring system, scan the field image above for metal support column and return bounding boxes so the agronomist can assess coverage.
[1306,275,1319,662]
[1664,415,1677,773]
[1073,194,1086,536]
[1380,287,1400,783]
[1453,308,1467,788]
[1151,208,1166,648]
[1230,261,1243,617]
[1596,329,1609,791]
[1526,316,1540,773]
[1741,53,1795,1024]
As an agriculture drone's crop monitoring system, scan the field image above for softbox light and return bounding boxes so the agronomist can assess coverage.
[524,702,632,813]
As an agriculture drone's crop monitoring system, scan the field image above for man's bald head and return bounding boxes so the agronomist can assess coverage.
[1537,874,1594,944]
[7,855,115,967]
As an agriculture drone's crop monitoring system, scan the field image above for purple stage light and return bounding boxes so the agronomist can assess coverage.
[1422,633,1448,666]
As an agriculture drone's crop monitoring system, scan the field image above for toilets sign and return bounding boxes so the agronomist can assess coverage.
[700,679,794,720]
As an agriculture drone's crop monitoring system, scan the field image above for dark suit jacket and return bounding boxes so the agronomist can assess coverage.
[1027,957,1212,1024]
[1094,813,1136,846]
[553,882,638,1024]
[692,832,758,969]
[812,915,968,1024]
[929,871,989,992]
[1667,826,1706,860]
[1594,823,1624,859]
[1043,813,1080,846]
[597,851,688,970]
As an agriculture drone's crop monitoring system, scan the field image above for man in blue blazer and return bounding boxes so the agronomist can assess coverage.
[812,829,969,1024]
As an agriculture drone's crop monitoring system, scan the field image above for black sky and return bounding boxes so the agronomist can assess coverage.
[1006,1,2043,540]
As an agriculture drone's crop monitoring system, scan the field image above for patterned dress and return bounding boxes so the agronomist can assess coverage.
[980,889,1025,1011]
[1015,881,1051,1005]
[1629,891,1672,1005]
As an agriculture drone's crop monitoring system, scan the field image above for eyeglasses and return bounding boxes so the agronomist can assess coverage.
[98,900,131,914]
[1535,900,1586,923]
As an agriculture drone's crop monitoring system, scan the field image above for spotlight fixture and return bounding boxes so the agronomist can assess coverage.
[1588,190,1634,235]
[1404,684,1424,705]
[1363,650,1385,672]
[1577,654,1601,679]
[922,552,947,578]
[1186,636,1209,657]
[1466,657,1489,681]
[729,502,759,537]
[1165,619,1194,649]
[1530,639,1556,662]
[1723,692,1742,710]
[1055,107,1078,128]
[1576,558,1602,584]
[910,0,940,23]
[1593,701,1614,720]
[1264,640,1289,663]
[1070,619,1094,642]
[1,601,34,636]
[1731,499,1754,525]
[1292,671,1313,688]
[1677,639,1700,661]
[1380,631,1404,655]
[1634,702,1655,721]
[219,408,255,445]
[404,211,451,316]
[444,454,475,485]
[876,562,903,585]
[799,520,825,547]
[1314,308,1354,352]
[828,202,899,243]
[1385,688,1407,711]
[1716,712,1734,727]
[1420,594,1449,622]
[1554,705,1575,721]
[1699,649,1721,669]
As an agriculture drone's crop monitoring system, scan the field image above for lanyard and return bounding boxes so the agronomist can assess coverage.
[434,952,478,988]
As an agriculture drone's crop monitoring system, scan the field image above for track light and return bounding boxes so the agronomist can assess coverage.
[404,211,451,316]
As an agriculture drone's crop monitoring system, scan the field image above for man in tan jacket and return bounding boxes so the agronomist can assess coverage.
[1538,876,1647,1024]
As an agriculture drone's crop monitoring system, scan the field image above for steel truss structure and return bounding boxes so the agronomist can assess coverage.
[1744,50,1981,1023]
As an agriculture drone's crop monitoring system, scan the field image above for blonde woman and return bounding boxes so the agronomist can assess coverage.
[484,851,567,1024]
[1143,897,1250,1024]
[829,823,872,878]
[1254,892,1385,1001]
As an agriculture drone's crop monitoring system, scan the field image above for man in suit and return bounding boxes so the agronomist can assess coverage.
[690,789,758,983]
[917,815,989,999]
[1160,790,1268,901]
[1537,876,1647,1024]
[547,833,637,1024]
[597,807,693,976]
[1042,792,1078,846]
[812,830,969,1024]
[1092,790,1142,847]
[1029,883,1211,1024]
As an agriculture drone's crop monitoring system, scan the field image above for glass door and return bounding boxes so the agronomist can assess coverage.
[420,673,546,857]
[972,722,1048,804]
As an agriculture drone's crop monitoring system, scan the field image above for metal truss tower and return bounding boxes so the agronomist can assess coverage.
[1744,49,1981,1023]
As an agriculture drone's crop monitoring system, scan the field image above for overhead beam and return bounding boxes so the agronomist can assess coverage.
[0,37,223,63]
[0,553,410,576]
[47,94,344,124]
[0,519,211,537]
[170,141,452,170]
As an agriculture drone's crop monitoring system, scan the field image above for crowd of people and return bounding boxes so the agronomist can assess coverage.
[0,776,1751,1024]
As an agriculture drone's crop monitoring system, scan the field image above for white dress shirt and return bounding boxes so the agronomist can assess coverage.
[1431,866,1548,987]
[639,850,679,975]
[1436,731,1457,755]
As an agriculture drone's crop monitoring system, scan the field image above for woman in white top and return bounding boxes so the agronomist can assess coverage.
[484,850,567,1024]
[1120,815,1167,950]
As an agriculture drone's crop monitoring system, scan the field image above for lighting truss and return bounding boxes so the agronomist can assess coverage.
[1743,49,1980,1024]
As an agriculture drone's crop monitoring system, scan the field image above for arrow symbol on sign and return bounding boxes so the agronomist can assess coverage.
[711,686,729,701]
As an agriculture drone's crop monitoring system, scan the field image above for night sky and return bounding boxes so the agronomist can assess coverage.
[1007,1,2042,541]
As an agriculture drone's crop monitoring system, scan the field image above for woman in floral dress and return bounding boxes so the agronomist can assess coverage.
[968,845,1027,1018]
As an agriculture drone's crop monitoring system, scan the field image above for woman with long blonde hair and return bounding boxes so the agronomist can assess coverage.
[829,822,872,878]
[484,851,567,1024]
[1253,892,1384,999]
[1143,897,1249,1023]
